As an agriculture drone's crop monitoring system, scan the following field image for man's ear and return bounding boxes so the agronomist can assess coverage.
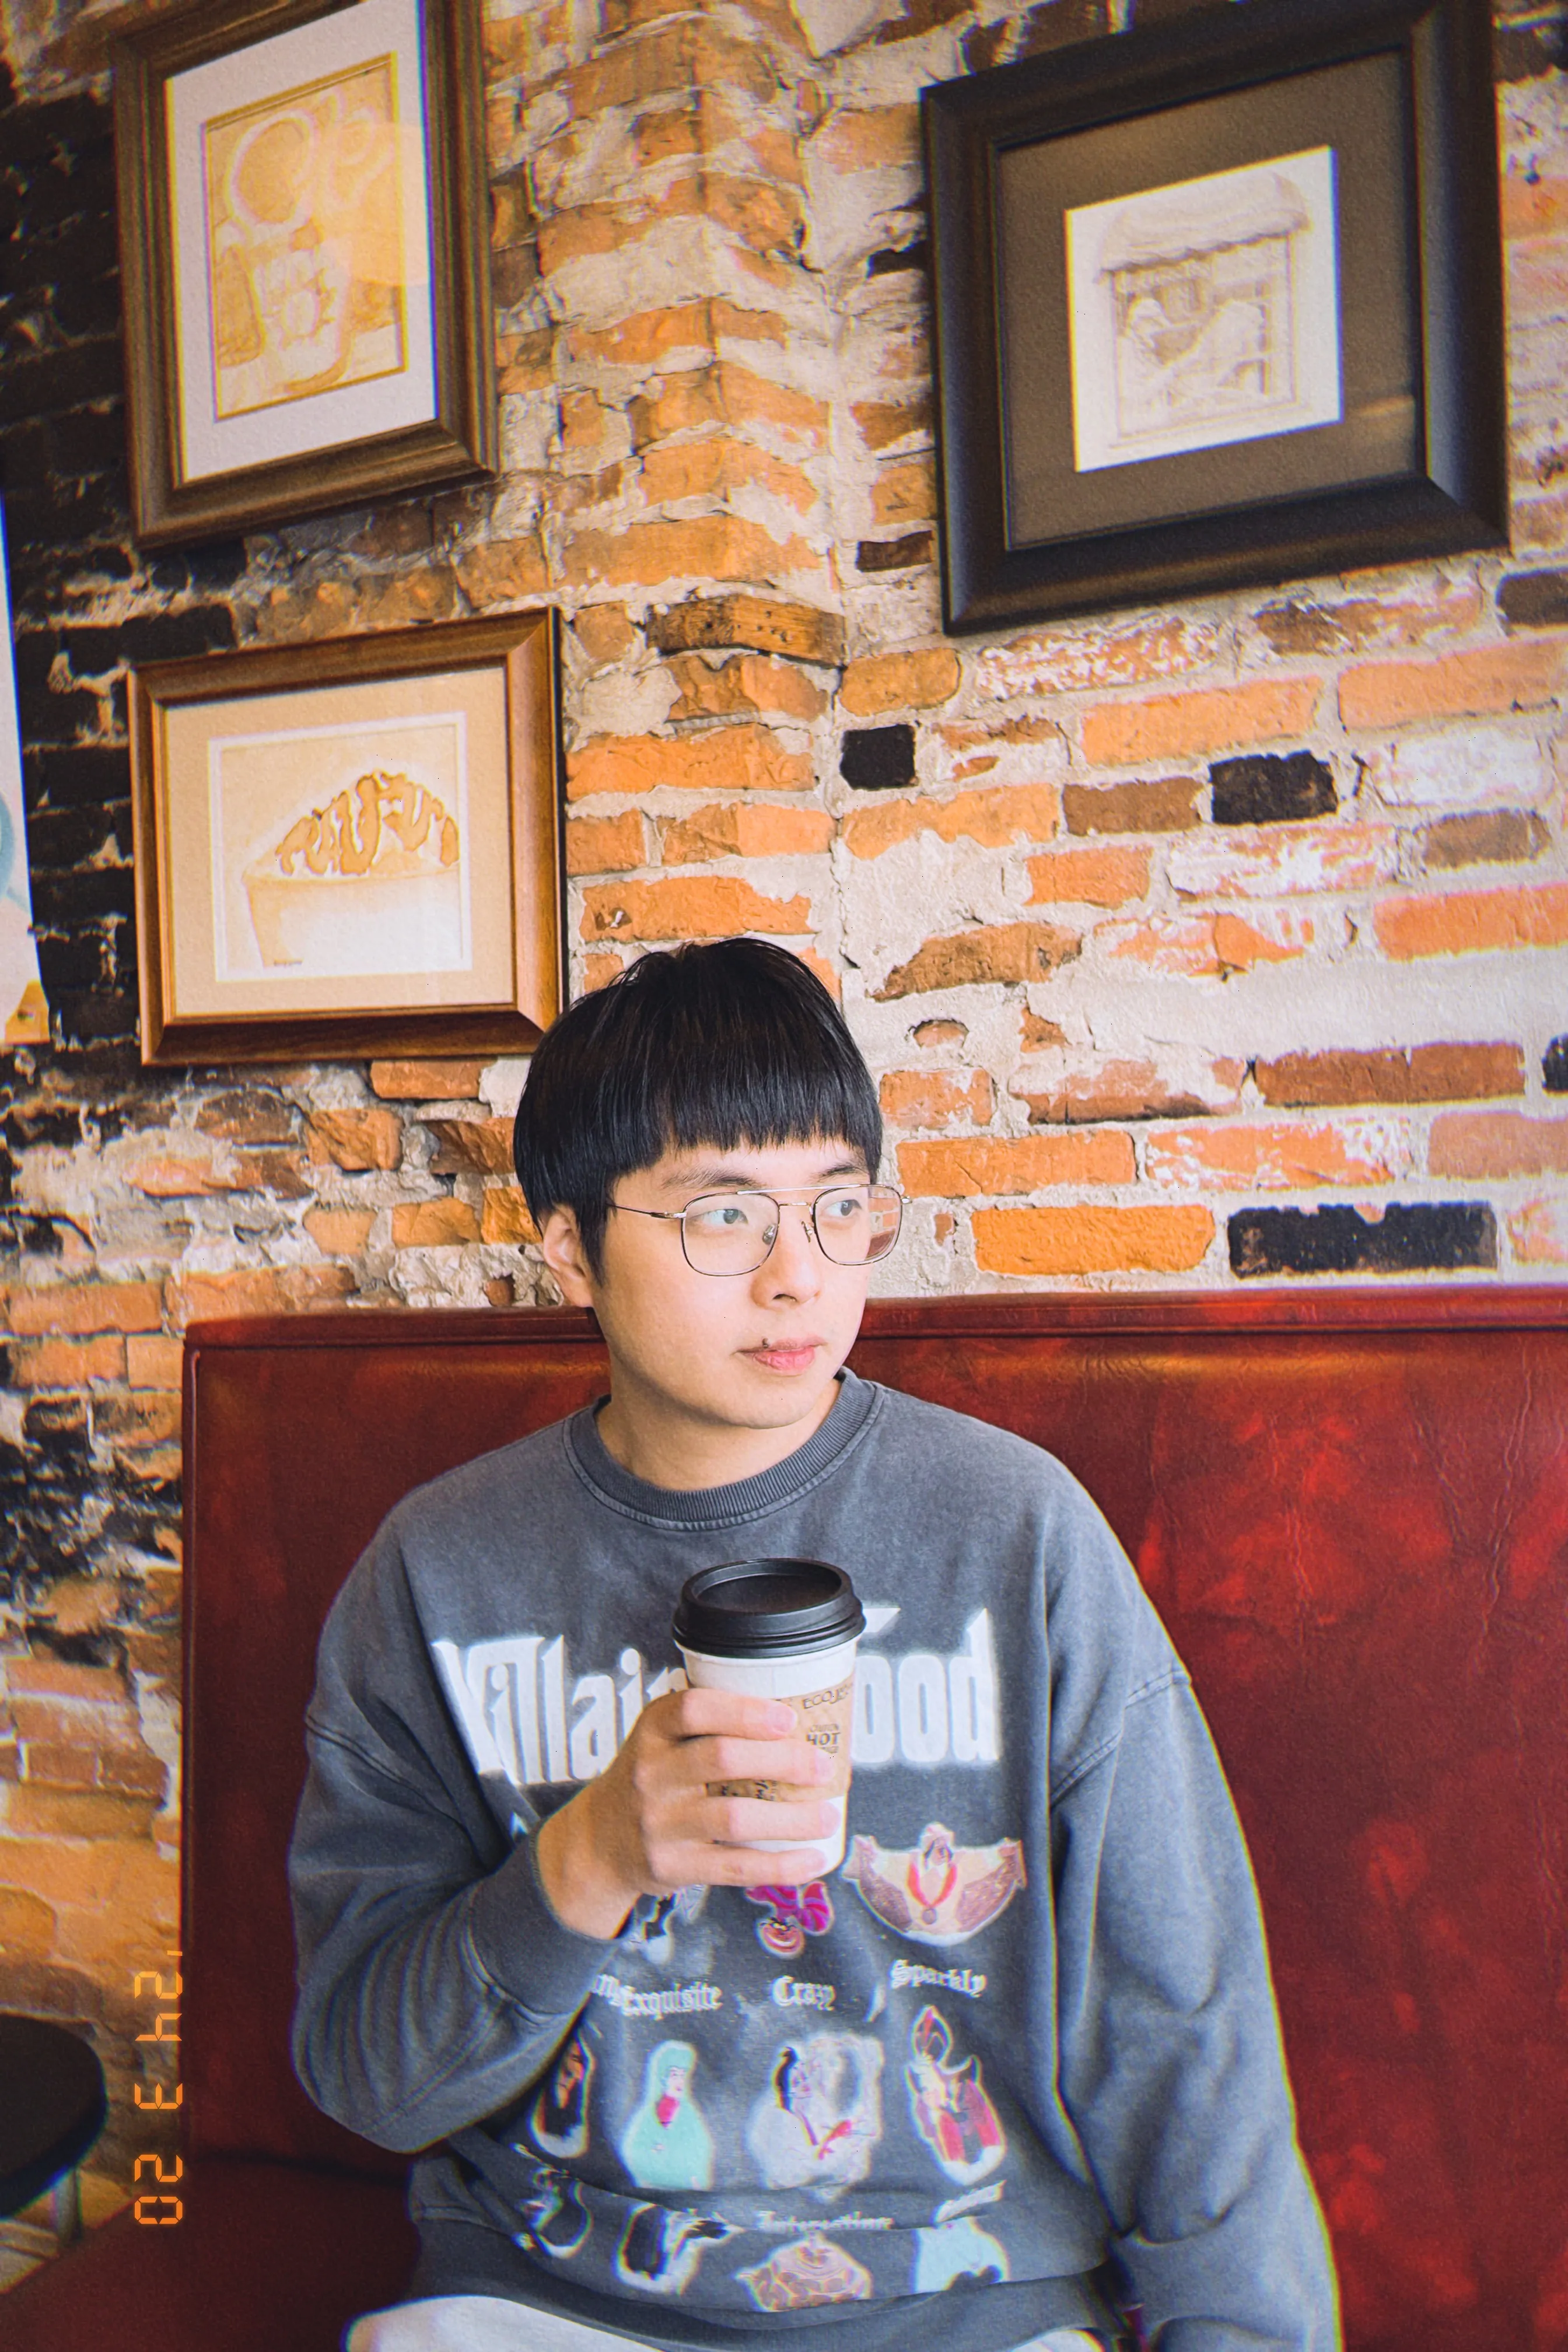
[539,1204,597,1308]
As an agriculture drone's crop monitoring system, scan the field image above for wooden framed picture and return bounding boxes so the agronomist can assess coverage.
[112,0,495,547]
[923,0,1507,632]
[129,612,563,1066]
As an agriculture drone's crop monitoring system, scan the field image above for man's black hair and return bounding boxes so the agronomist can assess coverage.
[513,937,881,1271]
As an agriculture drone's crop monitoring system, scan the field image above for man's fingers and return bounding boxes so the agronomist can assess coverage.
[662,1685,797,1741]
[702,1793,837,1847]
[700,1734,835,1786]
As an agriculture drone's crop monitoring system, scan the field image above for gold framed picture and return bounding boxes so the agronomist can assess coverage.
[112,0,495,546]
[129,613,563,1065]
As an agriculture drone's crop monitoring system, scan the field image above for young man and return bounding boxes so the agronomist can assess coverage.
[289,938,1338,2352]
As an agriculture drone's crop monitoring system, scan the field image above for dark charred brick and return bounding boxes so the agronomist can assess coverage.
[867,240,929,277]
[57,624,123,677]
[28,746,132,809]
[29,867,133,925]
[50,988,138,1046]
[194,1090,296,1146]
[857,531,933,572]
[841,723,916,791]
[119,606,237,664]
[1420,810,1550,870]
[5,1100,83,1149]
[23,1396,90,1465]
[1545,1035,1568,1093]
[1494,17,1568,79]
[0,332,124,425]
[1209,751,1336,825]
[1497,568,1568,628]
[1229,1201,1498,1279]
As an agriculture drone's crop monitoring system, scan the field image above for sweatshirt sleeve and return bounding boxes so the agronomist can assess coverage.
[287,1521,618,2154]
[1050,1671,1340,2350]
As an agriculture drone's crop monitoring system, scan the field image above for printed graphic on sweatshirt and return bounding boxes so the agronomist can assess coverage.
[905,2006,1006,2186]
[620,2041,715,2190]
[614,2203,738,2296]
[527,2030,594,2160]
[514,2164,592,2259]
[747,1880,833,1957]
[911,2211,1011,2292]
[746,2032,884,2192]
[842,1824,1026,1945]
[737,2234,874,2311]
[429,1608,1000,1789]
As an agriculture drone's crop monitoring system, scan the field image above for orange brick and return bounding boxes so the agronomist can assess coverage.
[562,515,819,595]
[975,617,1222,701]
[456,536,551,605]
[1027,845,1151,907]
[194,1088,293,1144]
[973,1204,1214,1276]
[1100,909,1317,977]
[368,1060,485,1101]
[167,1266,355,1327]
[879,1070,993,1130]
[1428,1111,1568,1178]
[852,397,931,453]
[3,1280,163,1339]
[581,876,812,942]
[659,803,833,861]
[1374,881,1568,961]
[1063,777,1202,835]
[875,921,1079,998]
[899,1132,1134,1196]
[840,647,961,716]
[645,593,844,666]
[1080,677,1321,767]
[6,1787,159,1840]
[640,438,817,518]
[305,1107,402,1171]
[125,1334,184,1390]
[574,604,639,664]
[5,1657,127,1704]
[870,459,935,528]
[1502,178,1568,237]
[842,785,1059,860]
[10,1335,124,1388]
[1017,1056,1247,1125]
[122,1152,237,1197]
[0,1887,54,1952]
[580,953,627,992]
[425,1119,515,1175]
[303,1206,376,1256]
[914,1019,967,1047]
[568,811,649,874]
[1250,581,1482,656]
[1166,825,1398,900]
[1255,1043,1525,1106]
[255,569,457,642]
[628,363,825,446]
[481,1188,542,1244]
[814,103,919,172]
[390,1199,482,1248]
[1144,1119,1409,1191]
[569,724,812,800]
[1507,1195,1568,1264]
[97,1393,181,1449]
[667,653,825,722]
[568,300,787,369]
[1338,641,1568,729]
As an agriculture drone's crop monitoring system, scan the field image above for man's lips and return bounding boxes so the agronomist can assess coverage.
[743,1338,823,1371]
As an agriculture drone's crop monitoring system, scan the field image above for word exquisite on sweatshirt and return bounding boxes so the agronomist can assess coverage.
[431,1605,1002,1791]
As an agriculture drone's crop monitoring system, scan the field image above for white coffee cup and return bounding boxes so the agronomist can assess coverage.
[673,1559,864,1874]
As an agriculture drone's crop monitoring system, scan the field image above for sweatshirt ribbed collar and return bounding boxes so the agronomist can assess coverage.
[565,1367,881,1529]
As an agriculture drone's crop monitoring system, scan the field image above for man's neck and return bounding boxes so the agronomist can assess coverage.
[594,1376,842,1492]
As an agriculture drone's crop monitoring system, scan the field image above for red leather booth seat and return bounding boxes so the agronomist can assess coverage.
[6,1290,1566,2350]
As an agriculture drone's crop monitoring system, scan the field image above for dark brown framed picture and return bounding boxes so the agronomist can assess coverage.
[130,612,563,1066]
[923,0,1507,633]
[112,0,495,547]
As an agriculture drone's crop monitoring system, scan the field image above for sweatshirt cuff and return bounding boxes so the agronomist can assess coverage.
[468,1830,619,2018]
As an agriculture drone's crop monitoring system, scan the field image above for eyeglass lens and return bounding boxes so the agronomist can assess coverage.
[681,1187,902,1273]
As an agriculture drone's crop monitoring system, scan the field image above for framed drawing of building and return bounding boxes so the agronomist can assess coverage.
[113,0,494,547]
[129,613,562,1065]
[923,0,1506,631]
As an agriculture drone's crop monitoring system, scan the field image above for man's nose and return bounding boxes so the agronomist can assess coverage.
[757,1201,822,1283]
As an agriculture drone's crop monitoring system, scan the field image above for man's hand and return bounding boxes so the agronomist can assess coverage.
[533,1686,836,1939]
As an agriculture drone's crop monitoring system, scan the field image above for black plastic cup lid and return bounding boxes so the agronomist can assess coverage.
[673,1558,864,1659]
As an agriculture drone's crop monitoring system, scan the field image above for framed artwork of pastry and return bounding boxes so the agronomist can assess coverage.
[128,612,562,1065]
[112,0,494,547]
[923,0,1507,631]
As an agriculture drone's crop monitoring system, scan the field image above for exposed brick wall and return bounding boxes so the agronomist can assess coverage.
[0,0,1566,2255]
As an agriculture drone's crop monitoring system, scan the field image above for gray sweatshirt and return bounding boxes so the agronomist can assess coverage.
[289,1372,1338,2352]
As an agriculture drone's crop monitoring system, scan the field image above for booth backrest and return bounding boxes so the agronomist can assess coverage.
[182,1290,1568,2350]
